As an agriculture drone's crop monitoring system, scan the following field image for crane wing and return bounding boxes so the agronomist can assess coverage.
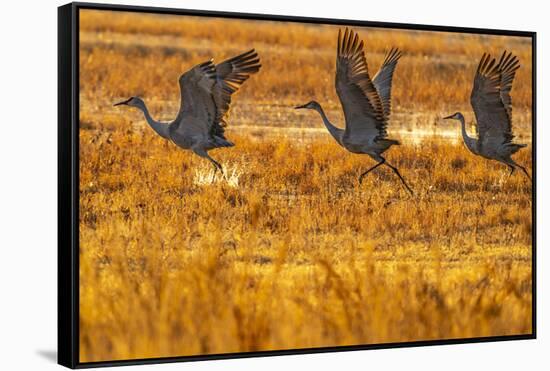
[470,51,520,146]
[212,49,261,130]
[335,28,386,144]
[372,48,402,120]
[178,50,260,140]
[178,60,218,135]
[497,51,520,124]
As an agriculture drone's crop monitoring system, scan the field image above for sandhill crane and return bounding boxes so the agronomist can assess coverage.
[295,28,413,194]
[444,51,531,180]
[115,49,261,176]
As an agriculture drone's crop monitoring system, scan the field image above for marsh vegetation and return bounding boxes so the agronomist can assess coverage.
[78,10,533,362]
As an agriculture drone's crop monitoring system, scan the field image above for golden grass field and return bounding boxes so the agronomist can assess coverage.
[78,10,533,362]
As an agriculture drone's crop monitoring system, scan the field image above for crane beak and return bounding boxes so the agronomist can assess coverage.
[295,104,307,109]
[442,114,454,120]
[114,98,132,107]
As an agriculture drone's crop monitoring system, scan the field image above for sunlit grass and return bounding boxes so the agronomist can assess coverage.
[193,162,242,188]
[79,10,532,119]
[79,130,532,362]
[78,9,533,363]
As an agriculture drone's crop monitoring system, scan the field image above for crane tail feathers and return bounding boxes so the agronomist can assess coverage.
[379,138,401,146]
[509,143,527,154]
[213,136,235,148]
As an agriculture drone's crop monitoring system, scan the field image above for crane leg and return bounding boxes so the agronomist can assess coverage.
[506,160,532,182]
[384,161,414,195]
[516,164,532,182]
[359,160,385,184]
[507,165,515,177]
[193,148,226,181]
[206,156,225,181]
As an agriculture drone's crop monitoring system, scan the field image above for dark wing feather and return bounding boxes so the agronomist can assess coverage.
[335,28,386,142]
[470,51,520,145]
[497,51,520,124]
[178,60,217,126]
[177,51,260,140]
[372,47,402,120]
[211,49,261,136]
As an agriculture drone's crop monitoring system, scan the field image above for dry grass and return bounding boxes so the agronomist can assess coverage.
[78,9,533,363]
[79,132,532,362]
[79,10,532,124]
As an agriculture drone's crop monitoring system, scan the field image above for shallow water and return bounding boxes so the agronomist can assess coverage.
[230,122,532,146]
[86,97,533,146]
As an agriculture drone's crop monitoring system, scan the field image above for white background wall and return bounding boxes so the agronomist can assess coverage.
[0,0,545,369]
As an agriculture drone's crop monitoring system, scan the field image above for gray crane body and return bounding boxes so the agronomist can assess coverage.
[115,49,261,174]
[296,28,412,194]
[444,51,530,180]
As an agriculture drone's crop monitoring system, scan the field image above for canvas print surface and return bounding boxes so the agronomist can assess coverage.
[78,8,533,363]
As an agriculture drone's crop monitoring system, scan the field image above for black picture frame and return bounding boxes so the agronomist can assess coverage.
[58,2,537,368]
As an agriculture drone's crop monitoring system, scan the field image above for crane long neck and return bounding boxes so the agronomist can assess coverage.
[458,115,468,139]
[457,114,476,152]
[136,100,170,139]
[313,104,343,144]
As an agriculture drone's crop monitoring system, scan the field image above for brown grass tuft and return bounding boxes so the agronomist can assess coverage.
[78,9,533,362]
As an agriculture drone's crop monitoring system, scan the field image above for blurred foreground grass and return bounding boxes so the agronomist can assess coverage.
[78,9,533,362]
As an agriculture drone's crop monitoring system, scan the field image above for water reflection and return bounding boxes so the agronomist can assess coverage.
[233,124,532,146]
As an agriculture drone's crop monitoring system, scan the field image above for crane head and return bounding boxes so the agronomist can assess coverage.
[443,112,464,121]
[295,101,320,110]
[114,96,141,107]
